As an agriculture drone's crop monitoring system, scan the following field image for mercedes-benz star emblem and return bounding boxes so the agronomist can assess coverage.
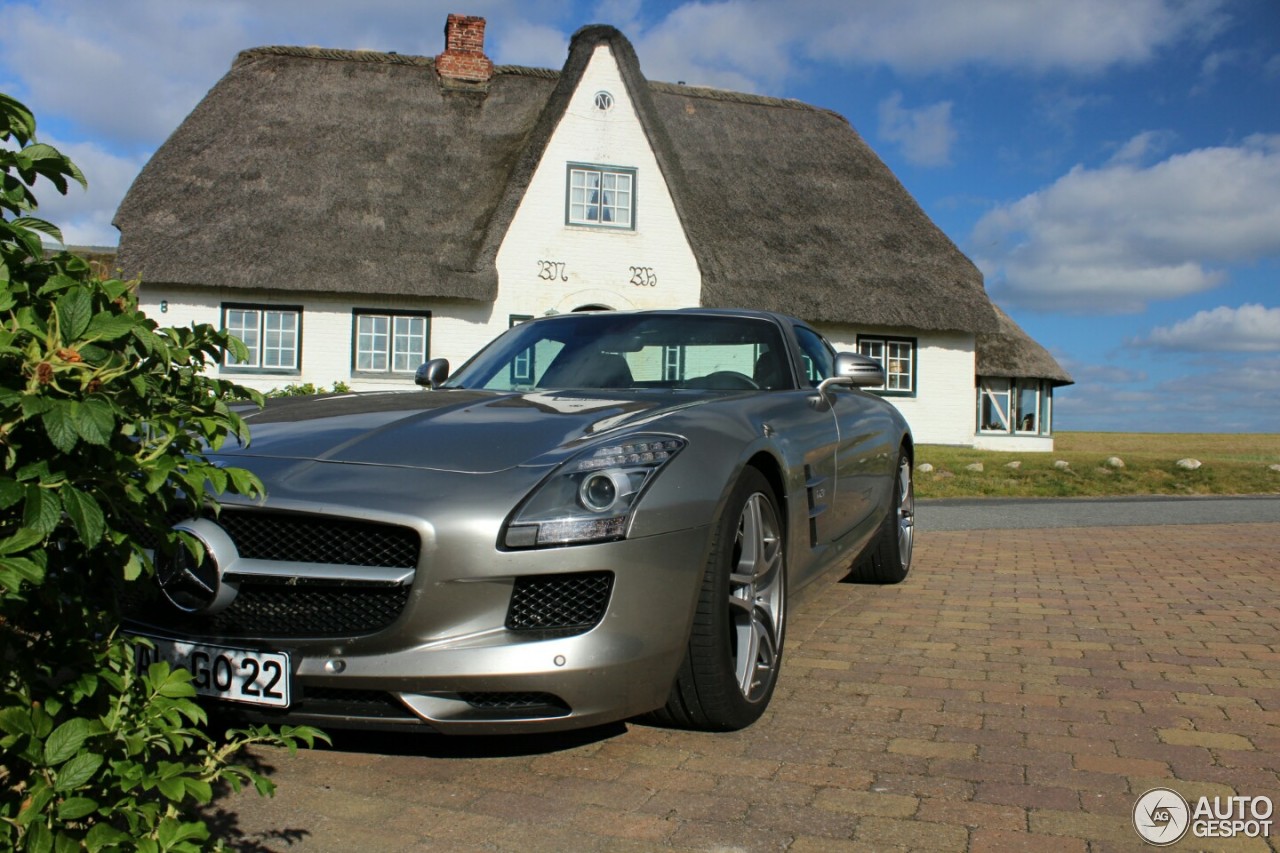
[156,520,238,614]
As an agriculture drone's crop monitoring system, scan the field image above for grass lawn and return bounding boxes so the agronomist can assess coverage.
[914,432,1280,499]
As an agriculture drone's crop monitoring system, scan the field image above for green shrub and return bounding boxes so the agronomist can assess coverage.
[264,380,353,398]
[1,92,326,851]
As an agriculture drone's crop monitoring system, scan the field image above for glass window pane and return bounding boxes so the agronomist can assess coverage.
[225,309,259,367]
[356,315,388,372]
[886,341,912,392]
[1016,383,1039,433]
[392,316,426,373]
[262,311,297,368]
[980,379,1010,432]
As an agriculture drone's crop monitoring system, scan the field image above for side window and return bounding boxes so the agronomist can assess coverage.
[793,327,835,388]
[222,304,302,373]
[508,315,535,385]
[857,335,917,396]
[353,310,430,375]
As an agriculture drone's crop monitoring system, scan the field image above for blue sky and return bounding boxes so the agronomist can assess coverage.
[2,0,1277,433]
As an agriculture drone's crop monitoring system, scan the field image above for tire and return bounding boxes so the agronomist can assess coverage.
[847,448,915,584]
[654,467,786,731]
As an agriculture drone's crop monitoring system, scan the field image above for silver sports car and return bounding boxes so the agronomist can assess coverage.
[125,309,915,734]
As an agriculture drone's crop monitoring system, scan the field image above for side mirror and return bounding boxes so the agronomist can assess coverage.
[817,352,884,395]
[415,358,450,389]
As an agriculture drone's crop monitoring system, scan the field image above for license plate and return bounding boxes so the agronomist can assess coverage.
[136,638,291,708]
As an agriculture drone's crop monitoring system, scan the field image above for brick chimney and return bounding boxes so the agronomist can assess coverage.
[435,14,494,83]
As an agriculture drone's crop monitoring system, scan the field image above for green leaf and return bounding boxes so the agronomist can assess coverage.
[0,476,23,508]
[56,286,93,341]
[43,716,95,765]
[0,706,36,736]
[55,796,99,820]
[23,483,61,538]
[71,397,116,445]
[61,484,106,546]
[0,554,46,588]
[154,666,197,700]
[41,401,79,453]
[53,751,103,791]
[156,819,209,848]
[10,215,64,246]
[0,528,44,556]
[183,777,213,804]
[23,821,52,853]
[85,822,131,851]
[156,776,186,802]
[84,311,137,342]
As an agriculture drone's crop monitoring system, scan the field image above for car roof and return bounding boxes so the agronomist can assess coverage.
[527,307,801,326]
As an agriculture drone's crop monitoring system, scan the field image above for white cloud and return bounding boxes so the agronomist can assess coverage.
[1106,129,1176,166]
[626,3,795,93]
[30,135,149,247]
[801,0,1229,73]
[877,92,956,168]
[973,135,1280,312]
[1139,304,1280,352]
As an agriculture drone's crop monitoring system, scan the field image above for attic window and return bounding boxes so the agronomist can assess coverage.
[567,164,635,229]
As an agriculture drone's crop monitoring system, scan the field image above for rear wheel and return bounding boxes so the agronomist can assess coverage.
[655,467,786,730]
[847,448,914,584]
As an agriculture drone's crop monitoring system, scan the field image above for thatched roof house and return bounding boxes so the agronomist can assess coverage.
[113,14,1068,448]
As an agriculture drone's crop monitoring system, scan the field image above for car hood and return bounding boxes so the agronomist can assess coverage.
[214,389,707,474]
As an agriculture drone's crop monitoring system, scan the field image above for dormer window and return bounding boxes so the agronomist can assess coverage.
[567,164,635,229]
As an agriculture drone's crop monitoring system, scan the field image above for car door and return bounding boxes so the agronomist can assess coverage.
[792,326,890,548]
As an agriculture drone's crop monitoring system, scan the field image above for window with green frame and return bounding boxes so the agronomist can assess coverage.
[856,335,917,396]
[352,310,430,375]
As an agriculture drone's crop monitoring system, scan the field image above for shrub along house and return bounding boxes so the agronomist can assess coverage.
[113,14,1070,448]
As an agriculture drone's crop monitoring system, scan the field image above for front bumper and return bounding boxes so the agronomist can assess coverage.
[135,523,713,734]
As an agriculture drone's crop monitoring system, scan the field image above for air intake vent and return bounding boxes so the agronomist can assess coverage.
[505,571,613,636]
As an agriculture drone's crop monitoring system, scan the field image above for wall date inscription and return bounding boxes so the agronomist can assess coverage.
[629,266,658,287]
[537,260,569,282]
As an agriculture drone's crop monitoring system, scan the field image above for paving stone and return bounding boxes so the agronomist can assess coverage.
[213,521,1280,852]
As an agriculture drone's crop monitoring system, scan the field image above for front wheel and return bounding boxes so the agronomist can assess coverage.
[847,448,914,584]
[654,467,786,730]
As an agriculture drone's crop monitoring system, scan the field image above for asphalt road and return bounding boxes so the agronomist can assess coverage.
[916,494,1280,531]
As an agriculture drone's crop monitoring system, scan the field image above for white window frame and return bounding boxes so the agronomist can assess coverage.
[857,335,917,396]
[1015,381,1041,434]
[979,378,1011,433]
[977,378,1055,436]
[222,304,301,372]
[353,310,430,375]
[567,164,635,229]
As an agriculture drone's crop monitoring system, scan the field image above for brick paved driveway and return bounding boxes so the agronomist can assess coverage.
[212,521,1280,852]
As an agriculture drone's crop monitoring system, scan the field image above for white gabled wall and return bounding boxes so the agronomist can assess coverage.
[450,43,702,358]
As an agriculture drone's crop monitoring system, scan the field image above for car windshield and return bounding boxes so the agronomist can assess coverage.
[448,313,793,392]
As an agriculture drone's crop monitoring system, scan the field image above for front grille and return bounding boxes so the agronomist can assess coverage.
[460,692,570,717]
[120,577,411,638]
[218,510,419,568]
[297,687,417,720]
[117,508,420,640]
[505,571,613,636]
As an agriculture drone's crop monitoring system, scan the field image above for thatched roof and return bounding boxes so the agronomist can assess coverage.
[115,25,998,334]
[977,306,1073,386]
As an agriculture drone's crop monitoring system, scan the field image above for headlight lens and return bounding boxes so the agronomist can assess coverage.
[503,436,686,548]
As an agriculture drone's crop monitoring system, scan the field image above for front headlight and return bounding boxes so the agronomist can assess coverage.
[502,435,686,548]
